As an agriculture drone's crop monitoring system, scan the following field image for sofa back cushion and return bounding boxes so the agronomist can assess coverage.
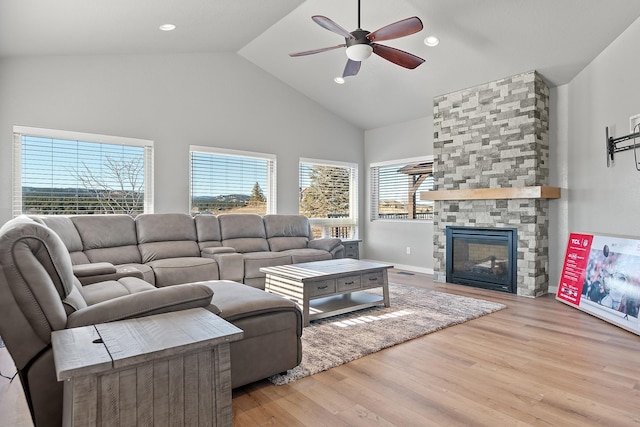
[71,215,142,265]
[35,216,91,265]
[194,214,223,250]
[263,214,311,252]
[135,213,200,262]
[218,214,269,253]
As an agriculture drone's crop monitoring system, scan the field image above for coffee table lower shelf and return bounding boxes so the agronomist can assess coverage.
[308,291,386,322]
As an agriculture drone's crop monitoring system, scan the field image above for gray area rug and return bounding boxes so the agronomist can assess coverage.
[269,283,506,385]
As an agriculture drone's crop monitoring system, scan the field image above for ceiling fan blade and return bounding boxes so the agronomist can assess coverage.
[312,15,355,39]
[367,17,423,42]
[343,59,361,77]
[289,44,346,57]
[372,43,425,69]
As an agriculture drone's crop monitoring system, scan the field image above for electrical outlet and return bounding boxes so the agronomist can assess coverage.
[406,246,411,255]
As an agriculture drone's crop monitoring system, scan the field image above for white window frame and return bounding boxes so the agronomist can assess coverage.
[189,145,277,215]
[12,125,154,217]
[370,156,434,223]
[299,157,358,239]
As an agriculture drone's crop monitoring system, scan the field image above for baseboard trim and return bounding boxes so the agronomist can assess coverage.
[367,260,434,276]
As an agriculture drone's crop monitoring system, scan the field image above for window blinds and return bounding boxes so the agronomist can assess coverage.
[370,160,434,221]
[189,147,276,215]
[13,128,153,217]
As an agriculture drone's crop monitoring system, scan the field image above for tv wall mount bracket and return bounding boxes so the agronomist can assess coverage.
[606,126,640,169]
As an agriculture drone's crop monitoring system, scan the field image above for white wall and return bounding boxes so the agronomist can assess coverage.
[562,15,640,279]
[0,53,363,224]
[548,84,570,293]
[364,116,434,273]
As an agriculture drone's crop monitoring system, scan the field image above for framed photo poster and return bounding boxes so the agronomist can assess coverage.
[557,232,640,336]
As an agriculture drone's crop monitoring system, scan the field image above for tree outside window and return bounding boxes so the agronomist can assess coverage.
[299,159,358,239]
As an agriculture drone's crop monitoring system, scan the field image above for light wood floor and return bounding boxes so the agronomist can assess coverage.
[2,270,640,426]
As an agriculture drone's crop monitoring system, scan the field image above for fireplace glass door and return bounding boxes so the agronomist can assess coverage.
[446,227,517,293]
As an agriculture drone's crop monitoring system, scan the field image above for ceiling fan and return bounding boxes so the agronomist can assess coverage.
[289,0,425,79]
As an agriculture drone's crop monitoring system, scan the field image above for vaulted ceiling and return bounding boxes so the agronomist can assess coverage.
[2,0,640,129]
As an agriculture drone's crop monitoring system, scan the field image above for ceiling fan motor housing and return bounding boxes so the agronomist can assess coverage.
[346,29,371,47]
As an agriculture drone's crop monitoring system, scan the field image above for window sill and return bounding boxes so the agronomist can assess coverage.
[371,219,433,224]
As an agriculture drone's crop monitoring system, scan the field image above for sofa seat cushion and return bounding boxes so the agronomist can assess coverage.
[242,251,292,279]
[283,248,333,264]
[147,257,219,287]
[199,280,301,332]
[81,277,156,306]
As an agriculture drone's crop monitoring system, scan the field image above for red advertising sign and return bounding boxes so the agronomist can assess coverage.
[557,233,593,305]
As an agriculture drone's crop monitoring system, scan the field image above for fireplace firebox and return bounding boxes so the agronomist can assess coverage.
[446,226,517,293]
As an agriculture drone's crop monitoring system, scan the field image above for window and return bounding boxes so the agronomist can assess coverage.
[299,158,358,239]
[370,157,434,221]
[190,146,276,215]
[13,126,154,217]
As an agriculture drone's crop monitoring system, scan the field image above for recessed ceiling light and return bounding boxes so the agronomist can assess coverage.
[159,24,176,32]
[424,36,439,47]
[334,77,345,84]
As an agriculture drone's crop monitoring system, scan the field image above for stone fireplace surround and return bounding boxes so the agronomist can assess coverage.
[427,71,554,297]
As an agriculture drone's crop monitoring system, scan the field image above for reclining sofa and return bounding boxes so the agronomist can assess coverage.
[33,213,344,289]
[0,213,341,426]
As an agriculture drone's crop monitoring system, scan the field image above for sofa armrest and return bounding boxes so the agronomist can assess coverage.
[66,283,217,328]
[213,253,244,282]
[74,264,145,285]
[308,238,342,252]
[201,246,237,257]
[73,262,117,277]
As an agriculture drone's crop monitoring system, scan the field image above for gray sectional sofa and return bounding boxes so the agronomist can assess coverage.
[35,212,343,289]
[0,213,343,427]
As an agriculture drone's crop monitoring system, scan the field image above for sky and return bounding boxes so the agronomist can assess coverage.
[21,136,145,190]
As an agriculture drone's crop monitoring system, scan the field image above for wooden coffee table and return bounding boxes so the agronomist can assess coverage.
[261,258,393,326]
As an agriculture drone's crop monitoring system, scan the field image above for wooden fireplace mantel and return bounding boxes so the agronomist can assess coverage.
[420,186,561,201]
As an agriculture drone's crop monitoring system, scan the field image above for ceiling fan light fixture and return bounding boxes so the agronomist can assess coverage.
[346,44,373,61]
[334,76,346,84]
